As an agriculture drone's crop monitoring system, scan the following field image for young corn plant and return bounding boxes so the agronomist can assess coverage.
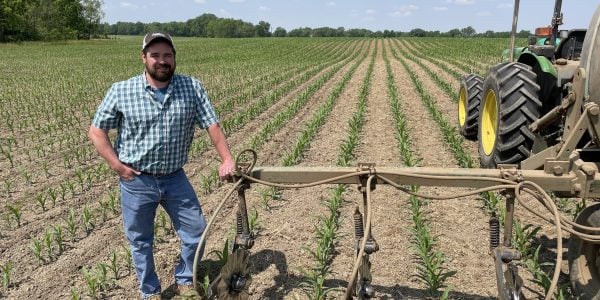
[64,208,79,242]
[81,266,99,298]
[385,42,455,296]
[109,251,120,280]
[300,45,375,298]
[43,229,54,260]
[81,205,95,236]
[35,193,47,212]
[52,225,65,255]
[30,237,44,265]
[5,204,22,228]
[70,287,81,300]
[0,262,13,288]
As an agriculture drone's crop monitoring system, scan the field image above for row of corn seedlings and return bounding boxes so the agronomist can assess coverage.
[191,42,365,195]
[393,39,571,298]
[383,41,455,297]
[245,45,364,152]
[300,44,375,299]
[188,41,358,158]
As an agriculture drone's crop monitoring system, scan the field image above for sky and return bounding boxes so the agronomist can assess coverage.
[101,0,599,33]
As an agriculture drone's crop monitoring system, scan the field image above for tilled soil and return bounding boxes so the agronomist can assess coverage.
[2,38,565,300]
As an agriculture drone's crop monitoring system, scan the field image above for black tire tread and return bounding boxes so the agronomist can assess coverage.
[478,62,541,168]
[458,73,483,140]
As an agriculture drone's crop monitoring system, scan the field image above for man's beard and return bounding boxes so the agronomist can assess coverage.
[147,63,175,82]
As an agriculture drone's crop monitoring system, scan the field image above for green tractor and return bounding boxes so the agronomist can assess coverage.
[457,0,587,169]
[458,0,600,298]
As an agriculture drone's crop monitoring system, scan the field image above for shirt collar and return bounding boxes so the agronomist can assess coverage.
[142,71,176,91]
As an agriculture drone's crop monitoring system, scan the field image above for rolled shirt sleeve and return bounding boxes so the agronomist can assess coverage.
[92,84,121,130]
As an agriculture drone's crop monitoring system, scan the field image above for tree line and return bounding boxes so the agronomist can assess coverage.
[1,1,530,42]
[0,0,104,42]
[104,15,530,38]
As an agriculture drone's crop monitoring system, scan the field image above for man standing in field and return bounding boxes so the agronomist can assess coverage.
[88,32,235,299]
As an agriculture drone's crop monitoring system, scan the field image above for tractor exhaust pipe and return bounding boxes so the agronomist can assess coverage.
[549,0,563,46]
[509,0,520,62]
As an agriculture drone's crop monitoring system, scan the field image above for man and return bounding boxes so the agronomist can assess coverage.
[88,32,235,299]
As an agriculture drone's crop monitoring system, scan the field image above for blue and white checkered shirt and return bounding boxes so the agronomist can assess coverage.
[92,72,218,175]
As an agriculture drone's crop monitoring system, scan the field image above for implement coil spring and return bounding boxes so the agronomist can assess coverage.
[354,208,364,239]
[489,214,500,249]
[236,212,243,234]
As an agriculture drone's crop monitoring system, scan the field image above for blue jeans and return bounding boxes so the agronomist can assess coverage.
[119,169,206,298]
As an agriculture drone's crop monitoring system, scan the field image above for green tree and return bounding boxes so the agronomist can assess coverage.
[0,0,30,41]
[186,13,217,37]
[409,28,426,37]
[460,26,476,37]
[273,26,286,37]
[255,20,270,37]
[80,0,104,39]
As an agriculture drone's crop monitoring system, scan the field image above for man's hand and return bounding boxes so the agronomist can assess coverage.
[113,162,141,181]
[218,159,235,181]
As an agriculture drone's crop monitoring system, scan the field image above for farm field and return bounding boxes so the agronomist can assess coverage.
[0,36,571,299]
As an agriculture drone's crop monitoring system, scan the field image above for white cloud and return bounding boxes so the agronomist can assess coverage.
[453,0,475,5]
[390,5,418,17]
[219,8,231,16]
[193,0,206,3]
[120,2,137,8]
[497,2,512,9]
[433,6,448,11]
[365,9,376,15]
[326,1,336,6]
[476,11,491,16]
[259,6,269,11]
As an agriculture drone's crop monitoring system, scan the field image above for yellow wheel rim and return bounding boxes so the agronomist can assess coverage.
[458,87,467,127]
[481,89,498,156]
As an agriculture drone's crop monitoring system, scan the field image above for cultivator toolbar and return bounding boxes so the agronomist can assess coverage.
[191,149,600,300]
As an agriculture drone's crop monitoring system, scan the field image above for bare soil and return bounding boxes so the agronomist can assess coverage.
[1,38,566,300]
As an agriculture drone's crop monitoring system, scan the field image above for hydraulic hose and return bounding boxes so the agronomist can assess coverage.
[192,154,599,299]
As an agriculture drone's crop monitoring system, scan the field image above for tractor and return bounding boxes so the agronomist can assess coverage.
[456,0,600,298]
[458,0,588,169]
[192,1,600,299]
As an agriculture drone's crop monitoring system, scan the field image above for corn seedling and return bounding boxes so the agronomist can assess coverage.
[47,188,57,207]
[35,193,47,212]
[0,262,13,288]
[30,237,44,265]
[107,189,119,214]
[82,266,99,298]
[64,208,79,242]
[51,225,65,254]
[20,169,32,185]
[109,251,119,280]
[70,287,81,300]
[3,180,12,197]
[95,262,110,292]
[43,229,54,259]
[121,246,133,273]
[82,205,95,235]
[5,204,22,228]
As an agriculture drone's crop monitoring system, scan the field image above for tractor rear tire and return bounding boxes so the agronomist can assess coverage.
[581,4,600,105]
[458,74,483,140]
[569,203,600,299]
[478,62,541,169]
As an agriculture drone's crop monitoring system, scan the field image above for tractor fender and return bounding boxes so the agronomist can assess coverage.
[501,47,526,62]
[516,52,558,78]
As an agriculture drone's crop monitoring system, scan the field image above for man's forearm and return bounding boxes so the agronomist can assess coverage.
[88,125,121,169]
[207,123,233,163]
